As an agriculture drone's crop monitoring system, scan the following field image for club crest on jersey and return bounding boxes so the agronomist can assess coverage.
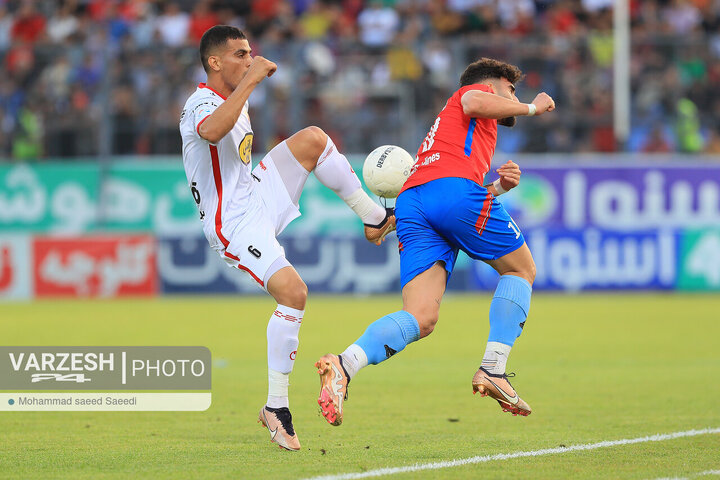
[238,132,254,165]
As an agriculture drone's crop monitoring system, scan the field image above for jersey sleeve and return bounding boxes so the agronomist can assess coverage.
[456,84,494,117]
[189,95,221,138]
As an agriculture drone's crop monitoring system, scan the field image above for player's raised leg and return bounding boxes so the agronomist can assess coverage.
[472,243,536,416]
[316,262,446,425]
[283,126,395,245]
[257,264,307,451]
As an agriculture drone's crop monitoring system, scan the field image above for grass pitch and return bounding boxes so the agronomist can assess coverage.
[1,294,719,479]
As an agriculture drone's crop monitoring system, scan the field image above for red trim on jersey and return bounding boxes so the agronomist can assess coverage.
[196,114,210,136]
[475,192,494,236]
[198,83,227,100]
[198,82,227,100]
[209,145,230,248]
[223,250,265,287]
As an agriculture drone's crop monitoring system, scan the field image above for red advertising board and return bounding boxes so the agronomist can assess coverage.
[33,235,156,298]
[0,235,32,300]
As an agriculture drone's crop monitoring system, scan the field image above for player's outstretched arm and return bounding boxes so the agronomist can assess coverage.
[461,91,555,119]
[198,56,277,144]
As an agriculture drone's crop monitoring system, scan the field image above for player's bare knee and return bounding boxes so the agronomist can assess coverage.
[527,259,536,284]
[291,280,308,309]
[270,276,308,310]
[301,126,328,160]
[409,308,439,338]
[282,281,307,310]
[418,314,439,338]
[521,256,536,284]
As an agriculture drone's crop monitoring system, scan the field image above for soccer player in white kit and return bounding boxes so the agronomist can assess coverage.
[179,26,395,451]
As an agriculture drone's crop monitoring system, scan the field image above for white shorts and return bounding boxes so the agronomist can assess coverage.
[219,141,309,290]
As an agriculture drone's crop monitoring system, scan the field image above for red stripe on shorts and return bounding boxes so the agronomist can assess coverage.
[223,250,264,287]
[475,192,494,236]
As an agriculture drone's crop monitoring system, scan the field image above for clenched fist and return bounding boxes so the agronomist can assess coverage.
[245,56,277,84]
[496,160,522,192]
[530,92,555,115]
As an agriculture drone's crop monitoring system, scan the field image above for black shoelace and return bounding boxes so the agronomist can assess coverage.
[479,367,516,387]
[265,407,295,436]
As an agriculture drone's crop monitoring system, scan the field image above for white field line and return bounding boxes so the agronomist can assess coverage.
[651,470,720,480]
[303,427,720,480]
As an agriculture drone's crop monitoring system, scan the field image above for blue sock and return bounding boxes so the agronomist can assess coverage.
[488,275,532,347]
[354,311,420,365]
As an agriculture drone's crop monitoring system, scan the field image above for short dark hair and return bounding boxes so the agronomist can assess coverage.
[459,58,525,87]
[199,25,247,73]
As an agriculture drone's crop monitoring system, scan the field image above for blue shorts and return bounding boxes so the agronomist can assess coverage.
[396,177,525,289]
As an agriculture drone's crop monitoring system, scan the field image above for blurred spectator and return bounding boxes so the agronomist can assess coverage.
[0,0,718,158]
[156,2,189,47]
[112,85,138,154]
[12,102,43,160]
[663,0,702,34]
[189,2,219,42]
[428,0,464,35]
[547,0,580,35]
[357,1,400,49]
[675,98,704,152]
[5,41,34,83]
[298,2,334,40]
[46,4,79,43]
[0,7,12,50]
[641,126,673,153]
[131,4,157,48]
[10,1,45,44]
[387,42,422,81]
[704,130,720,154]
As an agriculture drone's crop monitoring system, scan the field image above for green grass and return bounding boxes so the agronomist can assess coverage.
[1,294,719,479]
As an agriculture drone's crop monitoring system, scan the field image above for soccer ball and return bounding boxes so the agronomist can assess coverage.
[362,145,415,198]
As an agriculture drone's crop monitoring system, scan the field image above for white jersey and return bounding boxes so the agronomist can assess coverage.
[180,83,255,251]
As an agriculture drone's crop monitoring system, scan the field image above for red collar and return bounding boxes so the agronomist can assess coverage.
[198,83,227,100]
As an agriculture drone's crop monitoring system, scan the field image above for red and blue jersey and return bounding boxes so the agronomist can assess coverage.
[401,84,497,194]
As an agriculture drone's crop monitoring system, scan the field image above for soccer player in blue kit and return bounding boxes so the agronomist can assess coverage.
[315,58,555,425]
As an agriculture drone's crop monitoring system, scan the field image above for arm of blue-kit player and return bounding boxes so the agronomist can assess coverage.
[485,160,521,196]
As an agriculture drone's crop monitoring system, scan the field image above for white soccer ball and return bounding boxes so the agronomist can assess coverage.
[362,145,415,198]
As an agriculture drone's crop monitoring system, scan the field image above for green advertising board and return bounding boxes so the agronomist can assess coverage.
[0,161,365,234]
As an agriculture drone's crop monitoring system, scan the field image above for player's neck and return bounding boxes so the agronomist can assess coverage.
[204,78,232,100]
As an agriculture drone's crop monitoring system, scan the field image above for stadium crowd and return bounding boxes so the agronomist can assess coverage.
[0,0,719,159]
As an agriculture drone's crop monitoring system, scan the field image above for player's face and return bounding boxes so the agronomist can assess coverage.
[218,38,253,90]
[496,77,519,127]
[496,78,518,102]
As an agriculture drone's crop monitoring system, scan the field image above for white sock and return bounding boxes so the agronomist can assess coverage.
[266,305,304,408]
[340,344,368,380]
[481,341,511,375]
[344,189,387,225]
[314,138,386,225]
[267,369,289,409]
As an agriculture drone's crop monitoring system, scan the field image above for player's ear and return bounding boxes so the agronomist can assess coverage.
[207,55,221,72]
